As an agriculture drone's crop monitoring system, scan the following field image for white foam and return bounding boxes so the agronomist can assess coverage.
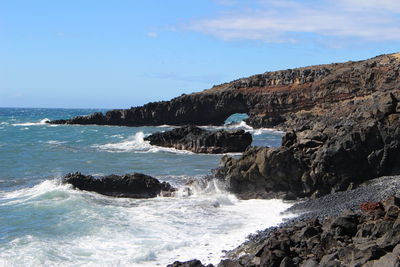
[0,179,72,204]
[109,134,124,139]
[93,132,194,154]
[200,120,284,135]
[12,118,50,126]
[46,140,67,145]
[0,178,296,266]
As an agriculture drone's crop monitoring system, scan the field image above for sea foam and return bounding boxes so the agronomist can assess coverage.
[0,178,295,266]
[12,118,50,126]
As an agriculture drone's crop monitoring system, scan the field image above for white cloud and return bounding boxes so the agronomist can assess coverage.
[187,0,400,43]
[147,32,158,38]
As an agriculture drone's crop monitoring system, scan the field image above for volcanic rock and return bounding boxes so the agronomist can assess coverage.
[215,92,400,199]
[144,125,252,153]
[49,53,400,130]
[63,172,175,198]
[214,196,400,267]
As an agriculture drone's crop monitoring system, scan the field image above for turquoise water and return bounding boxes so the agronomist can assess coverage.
[0,108,290,266]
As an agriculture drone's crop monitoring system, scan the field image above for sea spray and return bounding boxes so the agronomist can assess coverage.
[0,178,295,266]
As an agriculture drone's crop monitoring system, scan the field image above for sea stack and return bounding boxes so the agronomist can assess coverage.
[144,125,252,153]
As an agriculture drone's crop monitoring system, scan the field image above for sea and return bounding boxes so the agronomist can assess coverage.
[0,108,295,266]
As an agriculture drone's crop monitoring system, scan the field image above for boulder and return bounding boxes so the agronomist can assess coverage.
[63,172,175,198]
[144,125,252,154]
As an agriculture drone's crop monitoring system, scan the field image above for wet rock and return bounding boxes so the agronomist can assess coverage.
[167,260,213,267]
[144,125,252,153]
[63,172,175,198]
[213,196,400,267]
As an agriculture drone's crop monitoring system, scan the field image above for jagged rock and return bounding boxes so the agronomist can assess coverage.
[63,172,175,198]
[49,53,400,129]
[205,196,400,267]
[215,93,400,199]
[167,260,213,267]
[144,125,252,153]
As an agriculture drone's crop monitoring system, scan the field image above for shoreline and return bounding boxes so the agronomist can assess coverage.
[172,175,400,266]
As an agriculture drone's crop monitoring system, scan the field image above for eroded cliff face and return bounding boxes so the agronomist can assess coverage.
[50,53,400,129]
[215,92,400,200]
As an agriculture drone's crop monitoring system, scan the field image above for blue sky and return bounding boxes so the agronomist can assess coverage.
[1,0,399,108]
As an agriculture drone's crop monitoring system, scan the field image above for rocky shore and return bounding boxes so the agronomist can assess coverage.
[50,53,400,266]
[169,176,400,267]
[144,125,252,153]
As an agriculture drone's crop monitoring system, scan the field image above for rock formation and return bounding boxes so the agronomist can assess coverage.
[63,172,175,198]
[50,53,400,130]
[219,197,400,267]
[144,125,252,153]
[168,186,400,267]
[215,93,400,200]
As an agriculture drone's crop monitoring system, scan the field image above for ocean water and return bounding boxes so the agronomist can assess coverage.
[0,108,294,266]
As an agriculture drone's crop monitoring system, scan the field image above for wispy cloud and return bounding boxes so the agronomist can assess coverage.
[187,0,400,43]
[147,32,158,38]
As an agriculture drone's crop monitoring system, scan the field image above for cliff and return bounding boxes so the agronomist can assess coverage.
[50,53,400,129]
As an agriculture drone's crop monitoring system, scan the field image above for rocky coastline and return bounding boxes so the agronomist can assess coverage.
[49,53,400,130]
[50,53,400,266]
[169,176,400,267]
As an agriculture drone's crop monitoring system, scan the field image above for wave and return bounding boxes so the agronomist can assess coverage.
[155,121,284,135]
[0,179,73,204]
[0,177,296,266]
[12,118,50,126]
[200,120,284,136]
[45,140,67,145]
[92,132,194,154]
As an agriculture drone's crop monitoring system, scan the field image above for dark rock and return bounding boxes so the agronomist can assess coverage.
[279,257,295,267]
[385,205,399,219]
[215,92,400,199]
[213,195,400,267]
[319,253,340,267]
[144,125,252,153]
[300,259,319,267]
[217,259,242,267]
[377,227,400,250]
[63,172,175,198]
[299,226,320,239]
[329,215,358,236]
[361,201,384,213]
[366,252,400,267]
[167,260,212,267]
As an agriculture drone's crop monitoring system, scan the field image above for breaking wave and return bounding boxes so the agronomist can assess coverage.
[12,118,50,126]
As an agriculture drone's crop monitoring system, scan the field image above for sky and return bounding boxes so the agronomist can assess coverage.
[1,0,399,109]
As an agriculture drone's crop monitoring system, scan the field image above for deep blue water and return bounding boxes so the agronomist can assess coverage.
[0,108,290,266]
